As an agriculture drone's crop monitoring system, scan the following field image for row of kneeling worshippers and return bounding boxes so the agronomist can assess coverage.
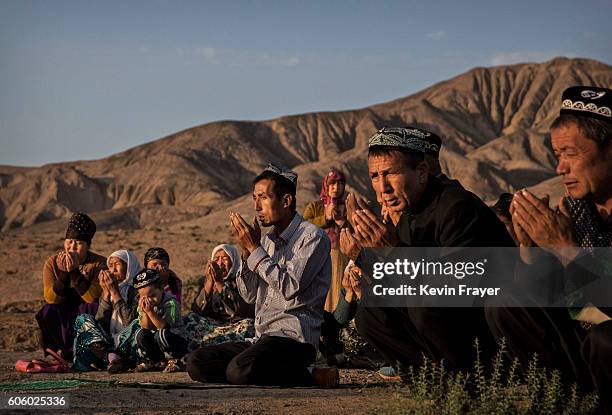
[30,86,612,409]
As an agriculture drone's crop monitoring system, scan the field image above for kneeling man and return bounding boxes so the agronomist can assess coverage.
[186,163,337,387]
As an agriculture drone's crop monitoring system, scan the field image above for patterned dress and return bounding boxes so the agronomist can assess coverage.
[72,315,140,372]
[181,313,255,352]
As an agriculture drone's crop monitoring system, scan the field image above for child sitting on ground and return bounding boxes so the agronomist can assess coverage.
[133,268,188,372]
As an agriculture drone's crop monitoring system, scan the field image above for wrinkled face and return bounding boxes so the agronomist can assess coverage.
[368,152,429,213]
[327,180,345,199]
[138,285,163,306]
[108,256,127,282]
[253,178,289,227]
[552,123,612,202]
[64,239,88,262]
[146,258,169,279]
[213,250,232,278]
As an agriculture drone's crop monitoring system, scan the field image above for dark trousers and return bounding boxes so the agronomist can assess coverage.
[355,306,495,371]
[36,301,99,357]
[186,335,316,386]
[136,328,188,362]
[486,291,612,414]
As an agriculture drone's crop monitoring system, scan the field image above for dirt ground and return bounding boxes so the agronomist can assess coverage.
[0,353,398,414]
[0,303,399,415]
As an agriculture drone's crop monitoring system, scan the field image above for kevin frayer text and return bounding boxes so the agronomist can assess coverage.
[372,284,500,298]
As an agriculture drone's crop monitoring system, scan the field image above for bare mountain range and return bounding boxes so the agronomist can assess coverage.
[2,57,611,233]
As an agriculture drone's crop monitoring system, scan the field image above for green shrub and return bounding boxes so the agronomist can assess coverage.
[379,338,599,415]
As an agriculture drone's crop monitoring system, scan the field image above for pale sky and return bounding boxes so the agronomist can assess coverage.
[1,0,611,166]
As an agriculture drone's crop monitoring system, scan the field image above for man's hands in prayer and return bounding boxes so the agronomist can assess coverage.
[512,190,576,248]
[509,200,536,248]
[340,228,361,261]
[346,192,399,247]
[511,189,579,265]
[352,208,399,248]
[230,212,261,255]
[346,193,371,227]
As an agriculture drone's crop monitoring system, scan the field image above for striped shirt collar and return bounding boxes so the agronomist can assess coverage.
[268,212,301,246]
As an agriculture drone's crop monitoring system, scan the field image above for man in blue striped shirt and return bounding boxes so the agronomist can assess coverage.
[186,163,338,387]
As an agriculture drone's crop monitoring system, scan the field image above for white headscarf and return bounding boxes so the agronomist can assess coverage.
[107,249,140,344]
[210,244,241,279]
[107,249,141,301]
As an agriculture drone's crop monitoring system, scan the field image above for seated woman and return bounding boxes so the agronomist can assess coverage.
[182,244,255,353]
[72,249,141,372]
[143,247,182,304]
[36,212,106,361]
[191,244,255,321]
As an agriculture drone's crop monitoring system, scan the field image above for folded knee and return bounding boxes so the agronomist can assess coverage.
[186,350,206,381]
[225,356,255,385]
[186,347,223,382]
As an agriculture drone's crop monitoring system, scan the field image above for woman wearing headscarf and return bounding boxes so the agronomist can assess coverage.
[303,169,350,313]
[72,249,141,372]
[303,168,351,365]
[182,244,255,354]
[35,212,106,361]
[191,244,255,321]
[143,247,182,304]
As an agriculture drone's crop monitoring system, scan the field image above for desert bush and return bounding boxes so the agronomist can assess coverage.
[378,338,599,415]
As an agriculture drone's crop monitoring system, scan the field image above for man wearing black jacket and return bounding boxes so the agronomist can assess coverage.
[485,86,612,414]
[341,126,515,373]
